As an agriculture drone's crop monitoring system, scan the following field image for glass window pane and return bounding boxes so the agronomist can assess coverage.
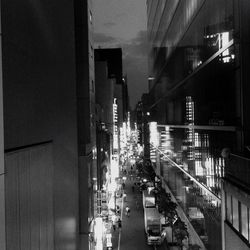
[232,197,239,231]
[226,193,232,223]
[241,203,248,239]
[248,208,250,243]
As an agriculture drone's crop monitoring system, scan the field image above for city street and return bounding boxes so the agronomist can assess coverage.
[1,1,250,250]
[111,164,168,250]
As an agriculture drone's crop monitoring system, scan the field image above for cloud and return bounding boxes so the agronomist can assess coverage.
[93,30,149,108]
[122,30,148,69]
[115,12,127,18]
[93,33,117,44]
[131,30,148,44]
[121,30,149,108]
[123,30,148,58]
[103,22,116,27]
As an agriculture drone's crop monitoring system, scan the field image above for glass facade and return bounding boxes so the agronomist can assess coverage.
[147,0,240,130]
[225,194,250,244]
[147,1,250,249]
[148,0,234,83]
[157,126,224,249]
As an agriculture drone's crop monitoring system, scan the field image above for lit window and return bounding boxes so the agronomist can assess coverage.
[241,203,248,240]
[226,192,232,223]
[232,197,239,231]
[219,32,230,63]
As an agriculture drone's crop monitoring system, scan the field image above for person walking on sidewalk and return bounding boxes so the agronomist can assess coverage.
[118,218,122,230]
[116,205,120,215]
[125,206,130,217]
[112,221,116,232]
[123,192,127,202]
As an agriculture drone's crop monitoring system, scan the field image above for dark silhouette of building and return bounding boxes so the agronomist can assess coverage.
[0,0,96,249]
[95,48,129,122]
[94,60,114,189]
[95,48,123,84]
[135,94,151,159]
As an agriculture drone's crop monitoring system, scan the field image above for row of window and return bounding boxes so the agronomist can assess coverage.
[226,192,250,243]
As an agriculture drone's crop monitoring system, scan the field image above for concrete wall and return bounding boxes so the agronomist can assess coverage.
[0,5,5,247]
[1,1,79,249]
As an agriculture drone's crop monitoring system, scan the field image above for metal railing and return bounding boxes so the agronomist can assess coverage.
[225,154,250,187]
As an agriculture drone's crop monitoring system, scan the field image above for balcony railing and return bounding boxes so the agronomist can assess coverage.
[225,154,250,187]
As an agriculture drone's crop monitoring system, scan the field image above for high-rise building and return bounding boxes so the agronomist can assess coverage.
[0,0,96,249]
[74,0,97,249]
[94,48,129,122]
[135,94,151,159]
[94,48,123,84]
[94,49,129,192]
[147,1,250,249]
[94,60,114,189]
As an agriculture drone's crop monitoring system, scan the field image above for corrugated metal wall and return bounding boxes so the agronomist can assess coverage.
[5,143,54,250]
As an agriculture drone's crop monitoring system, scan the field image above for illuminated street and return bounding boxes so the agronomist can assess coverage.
[110,163,169,250]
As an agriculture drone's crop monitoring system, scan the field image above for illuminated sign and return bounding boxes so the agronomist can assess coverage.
[149,122,159,147]
[113,98,118,151]
[149,122,159,162]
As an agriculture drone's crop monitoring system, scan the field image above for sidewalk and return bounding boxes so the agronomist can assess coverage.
[110,165,168,250]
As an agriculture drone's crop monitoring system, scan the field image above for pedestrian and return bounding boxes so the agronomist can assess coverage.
[123,192,127,202]
[116,205,120,215]
[112,222,116,231]
[122,182,125,190]
[118,218,122,230]
[125,206,130,217]
[132,186,135,193]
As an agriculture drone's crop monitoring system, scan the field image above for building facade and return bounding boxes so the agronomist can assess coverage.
[1,0,96,249]
[94,48,129,123]
[147,0,250,249]
[95,60,114,189]
[74,0,97,249]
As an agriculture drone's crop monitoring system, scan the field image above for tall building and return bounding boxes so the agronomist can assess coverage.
[94,49,130,191]
[94,48,123,84]
[147,1,250,249]
[74,0,97,249]
[94,48,129,122]
[0,0,96,249]
[94,60,114,189]
[135,94,151,159]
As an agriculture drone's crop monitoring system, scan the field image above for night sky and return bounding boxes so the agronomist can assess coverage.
[93,0,148,109]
